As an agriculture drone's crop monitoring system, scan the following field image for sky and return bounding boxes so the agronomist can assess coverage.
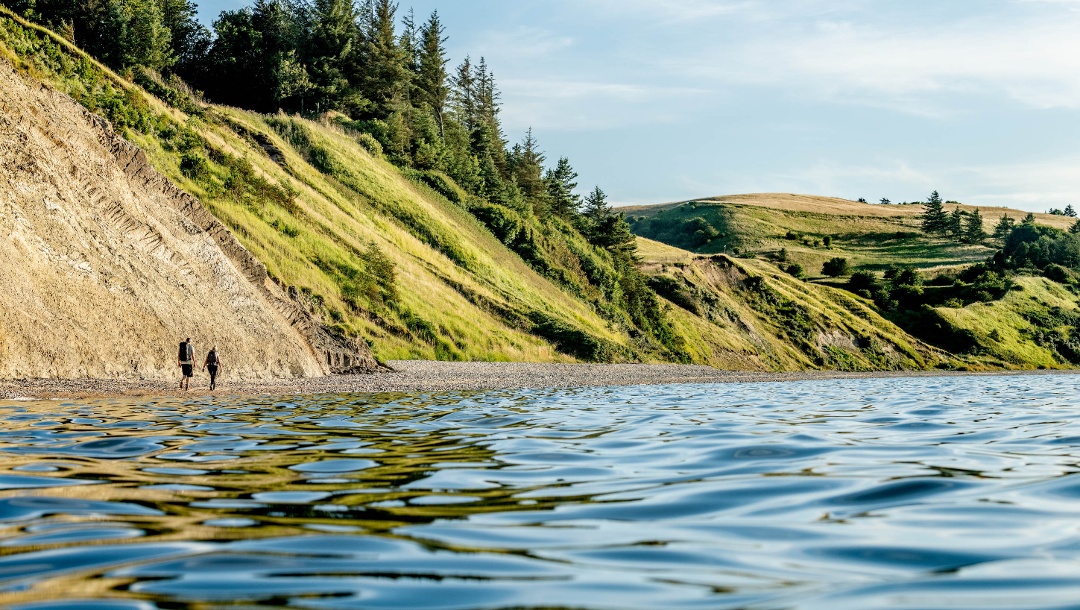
[194,0,1080,210]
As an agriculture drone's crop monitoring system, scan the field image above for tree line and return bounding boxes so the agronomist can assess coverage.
[9,2,564,212]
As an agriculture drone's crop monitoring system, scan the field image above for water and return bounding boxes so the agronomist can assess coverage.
[2,374,1080,609]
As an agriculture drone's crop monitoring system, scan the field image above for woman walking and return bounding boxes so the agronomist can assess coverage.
[203,346,221,391]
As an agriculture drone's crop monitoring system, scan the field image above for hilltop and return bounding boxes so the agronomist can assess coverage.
[626,193,1072,275]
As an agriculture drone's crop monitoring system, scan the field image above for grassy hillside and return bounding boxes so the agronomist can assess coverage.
[626,194,1073,276]
[636,239,938,371]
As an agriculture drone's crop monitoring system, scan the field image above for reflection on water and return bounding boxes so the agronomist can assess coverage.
[3,375,1080,608]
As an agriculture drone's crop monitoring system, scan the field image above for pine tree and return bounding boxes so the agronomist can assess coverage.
[947,207,964,238]
[358,0,410,119]
[1066,204,1077,218]
[920,190,948,234]
[416,11,449,137]
[962,208,986,243]
[128,0,175,69]
[450,56,477,132]
[508,128,546,203]
[159,0,210,75]
[1071,219,1080,234]
[307,0,363,114]
[993,214,1015,238]
[545,157,581,218]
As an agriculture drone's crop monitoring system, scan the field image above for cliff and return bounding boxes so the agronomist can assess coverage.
[0,59,377,379]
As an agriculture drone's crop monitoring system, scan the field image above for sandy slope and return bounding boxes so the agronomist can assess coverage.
[0,61,374,380]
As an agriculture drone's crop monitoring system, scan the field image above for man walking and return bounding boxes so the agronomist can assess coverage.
[178,337,194,391]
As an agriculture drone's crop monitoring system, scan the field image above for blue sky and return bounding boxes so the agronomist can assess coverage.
[195,1,1080,210]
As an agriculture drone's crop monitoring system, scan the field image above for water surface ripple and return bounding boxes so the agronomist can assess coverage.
[2,374,1080,608]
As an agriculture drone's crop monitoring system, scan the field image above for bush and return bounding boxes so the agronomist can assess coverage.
[785,263,805,279]
[1044,263,1074,284]
[528,311,619,362]
[179,152,208,180]
[354,132,383,158]
[848,270,877,293]
[822,257,851,277]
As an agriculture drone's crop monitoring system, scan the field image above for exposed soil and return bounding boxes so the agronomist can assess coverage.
[0,60,375,380]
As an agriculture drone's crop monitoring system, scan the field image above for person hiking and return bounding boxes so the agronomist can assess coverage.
[203,346,221,391]
[178,337,194,390]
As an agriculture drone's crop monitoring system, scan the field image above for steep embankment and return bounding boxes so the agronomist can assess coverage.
[636,238,941,371]
[0,59,376,379]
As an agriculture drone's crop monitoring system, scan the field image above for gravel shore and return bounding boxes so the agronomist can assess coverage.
[0,360,1066,400]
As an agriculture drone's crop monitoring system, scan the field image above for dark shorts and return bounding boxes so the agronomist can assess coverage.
[182,364,193,377]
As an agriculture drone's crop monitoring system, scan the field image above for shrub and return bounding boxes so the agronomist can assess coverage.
[822,257,851,277]
[848,270,877,293]
[786,263,805,279]
[1044,263,1073,284]
[354,132,383,158]
[179,152,208,180]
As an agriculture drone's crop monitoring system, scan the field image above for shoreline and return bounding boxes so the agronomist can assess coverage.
[0,361,1075,400]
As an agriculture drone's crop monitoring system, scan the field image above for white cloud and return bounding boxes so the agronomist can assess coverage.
[498,79,709,131]
[669,6,1080,113]
[954,157,1080,209]
[469,27,574,60]
[573,0,763,24]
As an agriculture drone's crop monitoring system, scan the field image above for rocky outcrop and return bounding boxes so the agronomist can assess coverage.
[0,60,377,379]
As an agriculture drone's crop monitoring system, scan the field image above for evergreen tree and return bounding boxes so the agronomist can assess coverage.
[545,157,581,218]
[993,214,1015,238]
[357,0,410,119]
[920,190,948,234]
[946,207,964,237]
[450,56,477,132]
[307,0,364,114]
[119,0,174,70]
[507,128,547,205]
[1022,212,1037,225]
[1066,204,1077,218]
[206,8,267,108]
[584,187,636,263]
[416,11,449,137]
[158,0,209,75]
[1071,219,1080,234]
[962,208,986,243]
[255,0,309,110]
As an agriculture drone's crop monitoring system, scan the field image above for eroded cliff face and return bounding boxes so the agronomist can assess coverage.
[0,61,377,379]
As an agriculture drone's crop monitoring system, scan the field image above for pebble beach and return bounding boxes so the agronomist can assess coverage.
[0,360,1057,400]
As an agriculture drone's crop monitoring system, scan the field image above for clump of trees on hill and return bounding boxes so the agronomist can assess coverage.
[920,191,986,244]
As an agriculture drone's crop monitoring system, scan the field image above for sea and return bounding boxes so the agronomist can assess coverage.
[2,373,1080,609]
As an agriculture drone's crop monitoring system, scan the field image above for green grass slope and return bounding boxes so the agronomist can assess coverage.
[637,239,939,371]
[626,193,1073,277]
